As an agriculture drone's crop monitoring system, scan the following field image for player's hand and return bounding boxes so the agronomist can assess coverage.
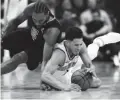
[70,83,81,92]
[86,65,97,77]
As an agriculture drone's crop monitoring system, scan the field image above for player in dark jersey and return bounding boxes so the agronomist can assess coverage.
[1,0,61,75]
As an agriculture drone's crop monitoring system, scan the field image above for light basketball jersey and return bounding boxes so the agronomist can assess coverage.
[54,41,82,85]
[55,41,79,72]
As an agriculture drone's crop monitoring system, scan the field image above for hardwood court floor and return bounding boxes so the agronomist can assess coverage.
[1,62,120,100]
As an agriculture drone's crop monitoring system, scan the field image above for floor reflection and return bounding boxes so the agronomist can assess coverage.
[1,62,120,99]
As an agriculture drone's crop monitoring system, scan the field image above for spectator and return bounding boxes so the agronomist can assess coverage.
[59,9,79,40]
[80,0,112,45]
[70,0,87,22]
[105,0,120,33]
[105,0,120,64]
[54,0,65,20]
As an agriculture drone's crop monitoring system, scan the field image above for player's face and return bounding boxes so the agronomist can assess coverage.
[70,38,83,55]
[32,12,49,28]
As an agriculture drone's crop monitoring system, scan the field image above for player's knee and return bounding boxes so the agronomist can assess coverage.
[12,51,28,63]
[91,77,102,88]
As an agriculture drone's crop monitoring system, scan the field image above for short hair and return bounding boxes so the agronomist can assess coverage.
[65,27,83,41]
[34,0,54,17]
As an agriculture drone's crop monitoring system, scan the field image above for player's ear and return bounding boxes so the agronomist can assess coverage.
[46,13,50,20]
[66,40,70,45]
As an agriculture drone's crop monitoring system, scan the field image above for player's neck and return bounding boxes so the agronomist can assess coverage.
[68,48,75,58]
[64,41,75,59]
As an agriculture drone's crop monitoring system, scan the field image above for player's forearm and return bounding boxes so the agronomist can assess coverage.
[80,44,93,68]
[41,72,70,91]
[42,42,54,66]
[81,54,94,69]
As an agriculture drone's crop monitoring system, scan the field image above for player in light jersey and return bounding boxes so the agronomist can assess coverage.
[41,26,120,91]
[41,27,99,91]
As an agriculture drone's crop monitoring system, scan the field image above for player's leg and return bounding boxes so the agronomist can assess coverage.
[26,46,43,71]
[25,46,57,91]
[1,51,28,75]
[87,32,120,60]
[1,28,32,75]
[93,32,120,47]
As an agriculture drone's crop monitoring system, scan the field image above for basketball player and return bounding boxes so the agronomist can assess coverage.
[41,27,99,91]
[1,0,61,75]
[41,27,120,91]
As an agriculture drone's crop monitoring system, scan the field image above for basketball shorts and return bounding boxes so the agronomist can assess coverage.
[2,28,44,70]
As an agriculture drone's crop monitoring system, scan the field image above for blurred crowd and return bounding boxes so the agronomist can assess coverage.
[1,0,120,66]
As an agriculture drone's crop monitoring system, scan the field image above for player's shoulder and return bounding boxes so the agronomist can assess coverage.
[44,18,61,30]
[23,3,35,16]
[54,42,66,54]
[51,48,66,64]
[48,18,61,27]
[54,48,65,55]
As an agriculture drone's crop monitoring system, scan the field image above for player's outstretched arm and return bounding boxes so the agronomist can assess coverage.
[41,49,71,91]
[2,3,34,38]
[80,42,97,77]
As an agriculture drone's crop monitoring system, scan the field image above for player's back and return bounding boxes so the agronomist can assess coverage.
[28,17,62,45]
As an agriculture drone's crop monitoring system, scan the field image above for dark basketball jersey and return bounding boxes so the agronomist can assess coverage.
[2,17,62,56]
[28,17,62,46]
